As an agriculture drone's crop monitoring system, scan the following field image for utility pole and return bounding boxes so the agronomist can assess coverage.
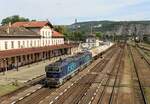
[90,25,93,35]
[3,58,8,80]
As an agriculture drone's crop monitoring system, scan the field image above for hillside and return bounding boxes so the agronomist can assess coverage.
[69,21,150,37]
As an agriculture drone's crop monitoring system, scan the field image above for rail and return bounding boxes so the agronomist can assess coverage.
[128,45,148,104]
[97,47,123,104]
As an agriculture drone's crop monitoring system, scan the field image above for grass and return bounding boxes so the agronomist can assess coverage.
[143,50,150,57]
[144,87,150,103]
[0,84,20,96]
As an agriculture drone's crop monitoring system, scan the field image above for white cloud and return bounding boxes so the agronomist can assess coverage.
[0,0,149,24]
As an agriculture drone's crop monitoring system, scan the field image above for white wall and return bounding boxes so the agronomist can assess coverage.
[0,38,40,51]
[0,26,64,51]
[40,26,52,38]
[0,37,64,51]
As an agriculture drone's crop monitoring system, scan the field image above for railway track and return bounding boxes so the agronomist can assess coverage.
[43,45,123,104]
[136,46,150,66]
[44,47,119,104]
[128,45,150,104]
[1,44,118,104]
[137,44,150,52]
[20,45,118,104]
[0,74,46,104]
[96,45,124,104]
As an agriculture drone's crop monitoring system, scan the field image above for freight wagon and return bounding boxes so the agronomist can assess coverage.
[45,51,92,87]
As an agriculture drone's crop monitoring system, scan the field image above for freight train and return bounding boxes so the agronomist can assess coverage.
[45,51,92,87]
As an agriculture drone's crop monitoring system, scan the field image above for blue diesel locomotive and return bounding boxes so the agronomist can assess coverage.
[45,51,92,87]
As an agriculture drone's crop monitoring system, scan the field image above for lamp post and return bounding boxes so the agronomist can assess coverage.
[15,56,19,71]
[0,59,3,75]
[3,58,8,80]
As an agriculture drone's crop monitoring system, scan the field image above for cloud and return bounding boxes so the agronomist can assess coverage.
[0,0,149,24]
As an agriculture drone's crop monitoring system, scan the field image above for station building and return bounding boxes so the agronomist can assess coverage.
[0,21,77,72]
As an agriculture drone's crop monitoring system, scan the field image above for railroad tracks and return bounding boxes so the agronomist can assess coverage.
[96,46,124,104]
[38,45,123,104]
[43,47,120,104]
[0,74,46,104]
[9,44,116,104]
[128,45,150,104]
[1,44,126,104]
[136,46,150,66]
[6,43,150,104]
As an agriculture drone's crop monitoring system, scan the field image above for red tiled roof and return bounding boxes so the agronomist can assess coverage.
[12,21,52,28]
[52,30,64,38]
[0,44,76,58]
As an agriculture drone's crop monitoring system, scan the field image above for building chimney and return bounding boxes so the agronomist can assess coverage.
[9,22,11,27]
[7,22,11,34]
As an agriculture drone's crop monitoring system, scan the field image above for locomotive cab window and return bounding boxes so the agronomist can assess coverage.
[48,66,60,72]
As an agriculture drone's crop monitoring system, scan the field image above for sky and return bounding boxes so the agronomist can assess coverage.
[0,0,150,25]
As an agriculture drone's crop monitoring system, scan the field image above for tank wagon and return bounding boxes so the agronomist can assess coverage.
[45,51,92,87]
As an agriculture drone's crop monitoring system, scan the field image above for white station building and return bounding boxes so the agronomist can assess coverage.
[0,21,64,51]
[0,21,75,71]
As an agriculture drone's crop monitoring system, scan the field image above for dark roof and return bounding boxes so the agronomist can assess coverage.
[0,44,77,58]
[0,26,40,38]
[12,21,53,28]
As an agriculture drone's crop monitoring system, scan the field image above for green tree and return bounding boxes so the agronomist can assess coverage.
[54,26,73,40]
[54,26,65,34]
[54,25,85,41]
[95,32,103,39]
[1,15,30,25]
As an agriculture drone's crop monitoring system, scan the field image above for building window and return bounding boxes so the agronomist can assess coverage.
[27,41,29,48]
[43,40,44,46]
[34,40,36,47]
[43,31,44,36]
[38,40,40,47]
[45,31,47,37]
[22,41,25,48]
[11,41,14,48]
[52,40,53,45]
[18,41,21,48]
[46,40,47,45]
[49,40,50,45]
[30,41,32,47]
[48,32,50,37]
[5,41,8,50]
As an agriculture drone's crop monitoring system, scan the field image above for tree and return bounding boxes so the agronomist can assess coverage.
[54,25,74,41]
[1,15,30,25]
[95,32,103,39]
[54,25,85,41]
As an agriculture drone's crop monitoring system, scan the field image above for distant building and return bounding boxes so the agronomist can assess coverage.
[86,33,100,47]
[81,33,100,49]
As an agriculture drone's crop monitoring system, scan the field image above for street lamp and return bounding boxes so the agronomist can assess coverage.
[0,59,3,75]
[16,57,19,71]
[3,58,8,80]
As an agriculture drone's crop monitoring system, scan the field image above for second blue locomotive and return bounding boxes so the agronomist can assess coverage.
[45,51,92,87]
